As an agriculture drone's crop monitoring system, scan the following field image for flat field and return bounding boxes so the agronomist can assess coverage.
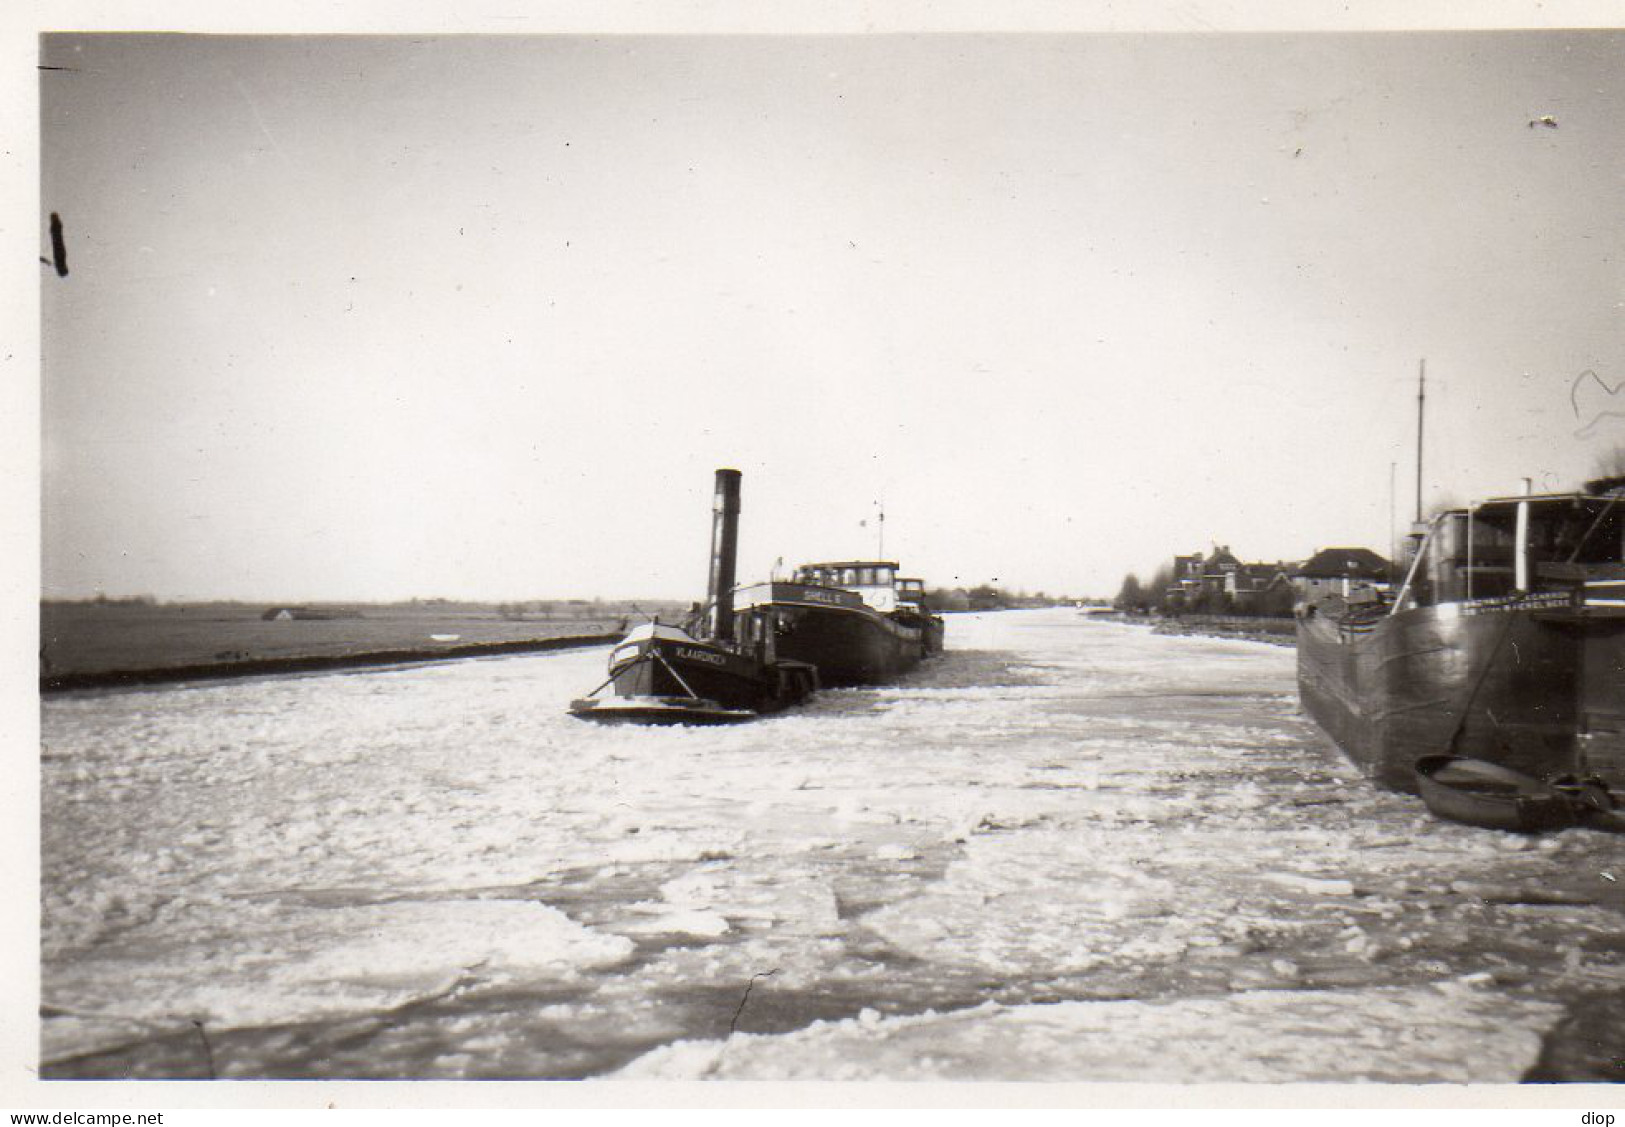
[39,600,687,680]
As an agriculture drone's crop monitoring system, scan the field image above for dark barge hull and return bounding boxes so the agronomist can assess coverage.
[734,581,927,687]
[774,610,921,686]
[1580,614,1625,784]
[776,610,920,686]
[1296,603,1598,793]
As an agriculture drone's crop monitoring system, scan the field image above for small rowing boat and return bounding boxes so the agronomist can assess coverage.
[1414,755,1622,833]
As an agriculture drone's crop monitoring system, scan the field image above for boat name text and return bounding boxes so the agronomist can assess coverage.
[1461,591,1577,615]
[674,647,729,666]
[798,589,845,605]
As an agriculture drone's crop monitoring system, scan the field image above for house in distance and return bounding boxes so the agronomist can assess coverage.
[1291,547,1393,606]
[1167,546,1296,615]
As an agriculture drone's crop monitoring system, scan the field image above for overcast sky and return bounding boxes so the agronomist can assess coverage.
[38,30,1625,602]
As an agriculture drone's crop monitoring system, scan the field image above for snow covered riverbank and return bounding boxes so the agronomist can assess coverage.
[39,609,1625,1080]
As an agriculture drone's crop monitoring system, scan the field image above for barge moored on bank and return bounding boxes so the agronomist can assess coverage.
[1296,483,1625,793]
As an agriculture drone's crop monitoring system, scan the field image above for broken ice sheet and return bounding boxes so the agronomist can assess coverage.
[615,984,1563,1082]
[42,898,633,1060]
[40,611,1625,1078]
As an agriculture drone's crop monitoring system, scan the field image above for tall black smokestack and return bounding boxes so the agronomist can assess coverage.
[706,468,742,642]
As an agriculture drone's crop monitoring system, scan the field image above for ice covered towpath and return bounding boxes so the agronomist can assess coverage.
[41,609,1625,1080]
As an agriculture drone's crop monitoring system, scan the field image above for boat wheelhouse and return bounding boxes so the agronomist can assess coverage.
[1296,485,1625,793]
[897,576,946,655]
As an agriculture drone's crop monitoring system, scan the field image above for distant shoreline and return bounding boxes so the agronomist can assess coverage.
[41,632,622,694]
[38,599,669,695]
[1086,609,1297,648]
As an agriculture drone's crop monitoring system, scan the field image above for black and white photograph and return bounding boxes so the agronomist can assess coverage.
[15,1,1625,1108]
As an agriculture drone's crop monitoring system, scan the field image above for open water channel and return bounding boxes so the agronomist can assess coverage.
[39,609,1625,1082]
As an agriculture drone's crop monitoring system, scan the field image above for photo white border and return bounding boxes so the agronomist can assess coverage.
[8,0,1625,1113]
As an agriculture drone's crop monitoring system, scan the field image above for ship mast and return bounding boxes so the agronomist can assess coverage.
[1415,358,1426,523]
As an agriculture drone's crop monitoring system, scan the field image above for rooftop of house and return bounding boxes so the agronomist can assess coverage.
[1294,547,1391,580]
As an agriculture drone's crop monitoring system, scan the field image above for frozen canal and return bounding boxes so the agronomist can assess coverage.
[40,609,1625,1081]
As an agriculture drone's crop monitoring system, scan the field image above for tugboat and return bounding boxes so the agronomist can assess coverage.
[568,470,819,724]
[731,560,944,687]
[1296,480,1625,794]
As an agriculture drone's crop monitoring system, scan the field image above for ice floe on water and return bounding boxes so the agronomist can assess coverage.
[39,609,1625,1079]
[613,983,1563,1082]
[42,897,634,1062]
